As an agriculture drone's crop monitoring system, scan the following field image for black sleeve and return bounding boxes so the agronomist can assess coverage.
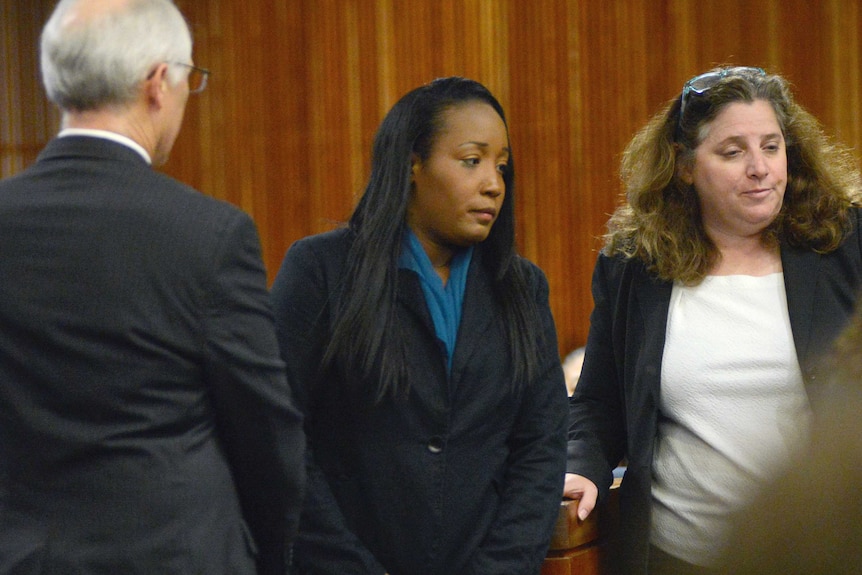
[202,212,307,575]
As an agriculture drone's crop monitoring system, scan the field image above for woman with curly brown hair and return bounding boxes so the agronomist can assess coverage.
[565,66,862,575]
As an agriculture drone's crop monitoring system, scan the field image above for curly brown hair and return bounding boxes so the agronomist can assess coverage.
[605,67,862,284]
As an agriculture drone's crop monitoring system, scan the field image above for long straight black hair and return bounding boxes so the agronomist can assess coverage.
[322,76,542,400]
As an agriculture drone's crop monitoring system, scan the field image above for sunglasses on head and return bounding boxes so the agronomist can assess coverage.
[678,66,766,123]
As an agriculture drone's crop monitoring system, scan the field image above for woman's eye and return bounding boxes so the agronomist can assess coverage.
[461,158,480,167]
[497,163,509,174]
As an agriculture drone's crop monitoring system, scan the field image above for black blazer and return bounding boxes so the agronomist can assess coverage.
[567,208,862,574]
[271,228,568,575]
[0,136,305,575]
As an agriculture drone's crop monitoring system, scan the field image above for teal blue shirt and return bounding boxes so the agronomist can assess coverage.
[398,229,473,374]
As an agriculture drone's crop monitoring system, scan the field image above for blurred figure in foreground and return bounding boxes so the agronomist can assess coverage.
[718,303,862,574]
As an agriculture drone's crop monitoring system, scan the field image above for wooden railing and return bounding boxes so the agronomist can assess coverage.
[542,481,620,575]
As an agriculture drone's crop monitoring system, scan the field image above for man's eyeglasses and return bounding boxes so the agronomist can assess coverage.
[170,62,210,94]
[678,66,766,123]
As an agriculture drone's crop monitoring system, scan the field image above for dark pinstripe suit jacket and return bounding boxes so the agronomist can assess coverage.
[271,228,568,575]
[0,136,305,575]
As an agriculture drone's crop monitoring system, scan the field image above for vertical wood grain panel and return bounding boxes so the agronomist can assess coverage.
[4,0,862,357]
[828,0,861,148]
[0,0,59,175]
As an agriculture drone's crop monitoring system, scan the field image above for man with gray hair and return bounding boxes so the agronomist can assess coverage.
[0,1,305,574]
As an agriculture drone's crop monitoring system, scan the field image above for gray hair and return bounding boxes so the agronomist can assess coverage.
[40,0,192,111]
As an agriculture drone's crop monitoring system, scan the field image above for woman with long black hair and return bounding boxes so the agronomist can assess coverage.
[271,76,568,575]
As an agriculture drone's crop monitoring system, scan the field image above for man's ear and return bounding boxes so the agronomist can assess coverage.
[143,62,170,109]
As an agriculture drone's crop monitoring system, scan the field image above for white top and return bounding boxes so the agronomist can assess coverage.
[59,128,152,164]
[650,273,810,566]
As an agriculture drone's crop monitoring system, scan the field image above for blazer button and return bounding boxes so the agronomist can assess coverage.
[427,436,444,454]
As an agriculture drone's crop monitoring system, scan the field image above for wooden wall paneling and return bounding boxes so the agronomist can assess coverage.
[306,0,353,243]
[827,0,862,152]
[561,0,593,354]
[245,0,305,273]
[666,0,697,81]
[184,4,219,206]
[562,1,654,352]
[736,0,781,70]
[260,1,315,263]
[695,1,749,67]
[508,0,593,355]
[227,0,273,250]
[480,0,511,104]
[387,0,439,88]
[0,3,23,176]
[173,0,322,276]
[5,0,862,357]
[0,3,21,176]
[342,0,373,221]
[310,0,361,235]
[382,1,510,99]
[775,3,832,122]
[0,1,58,179]
[171,2,221,202]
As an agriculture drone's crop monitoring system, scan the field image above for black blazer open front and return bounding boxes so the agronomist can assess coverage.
[567,208,862,574]
[0,136,305,575]
[271,228,568,575]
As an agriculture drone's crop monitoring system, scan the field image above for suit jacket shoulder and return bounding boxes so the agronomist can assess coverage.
[782,206,862,376]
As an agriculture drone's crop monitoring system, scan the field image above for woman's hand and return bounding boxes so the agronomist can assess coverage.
[563,473,598,521]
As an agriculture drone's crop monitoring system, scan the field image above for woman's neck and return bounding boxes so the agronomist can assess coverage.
[709,235,782,276]
[411,234,453,284]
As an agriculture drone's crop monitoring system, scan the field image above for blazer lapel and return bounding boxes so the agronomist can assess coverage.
[634,268,673,402]
[781,243,820,370]
[397,269,436,332]
[450,255,492,389]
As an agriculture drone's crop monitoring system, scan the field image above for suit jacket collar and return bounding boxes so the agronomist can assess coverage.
[37,135,151,168]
